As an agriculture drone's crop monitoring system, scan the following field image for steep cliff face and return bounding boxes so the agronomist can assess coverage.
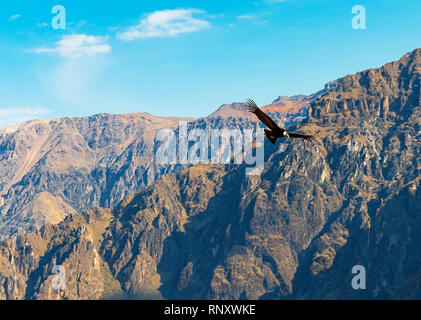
[0,49,419,300]
[291,48,421,299]
[0,207,121,300]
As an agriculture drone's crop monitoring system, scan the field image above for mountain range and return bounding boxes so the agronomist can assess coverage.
[0,48,419,299]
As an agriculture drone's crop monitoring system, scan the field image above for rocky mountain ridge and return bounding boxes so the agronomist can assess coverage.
[0,97,314,240]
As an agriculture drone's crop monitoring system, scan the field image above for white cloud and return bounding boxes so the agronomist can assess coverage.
[117,8,210,41]
[0,107,50,127]
[32,34,111,58]
[9,14,21,21]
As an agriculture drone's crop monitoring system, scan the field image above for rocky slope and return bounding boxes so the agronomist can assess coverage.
[0,48,419,300]
[0,98,313,240]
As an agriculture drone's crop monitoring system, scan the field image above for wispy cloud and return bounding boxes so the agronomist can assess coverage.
[237,14,256,20]
[117,8,211,41]
[264,0,286,3]
[254,0,285,4]
[237,13,268,25]
[8,14,21,21]
[32,34,111,58]
[47,58,106,107]
[0,107,50,127]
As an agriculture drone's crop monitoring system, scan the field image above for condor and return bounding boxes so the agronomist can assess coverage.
[245,99,318,144]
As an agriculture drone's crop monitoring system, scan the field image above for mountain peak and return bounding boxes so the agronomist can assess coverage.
[398,47,421,64]
[208,95,316,119]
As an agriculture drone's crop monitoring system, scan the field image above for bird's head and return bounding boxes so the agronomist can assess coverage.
[283,131,289,138]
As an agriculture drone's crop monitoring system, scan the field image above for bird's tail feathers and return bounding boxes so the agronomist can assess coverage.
[264,129,277,144]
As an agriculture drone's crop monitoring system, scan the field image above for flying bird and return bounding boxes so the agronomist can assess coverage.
[245,99,318,144]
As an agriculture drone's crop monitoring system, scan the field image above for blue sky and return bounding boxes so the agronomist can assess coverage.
[1,0,421,126]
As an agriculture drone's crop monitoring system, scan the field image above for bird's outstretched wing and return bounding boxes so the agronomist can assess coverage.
[245,99,282,133]
[287,131,319,142]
